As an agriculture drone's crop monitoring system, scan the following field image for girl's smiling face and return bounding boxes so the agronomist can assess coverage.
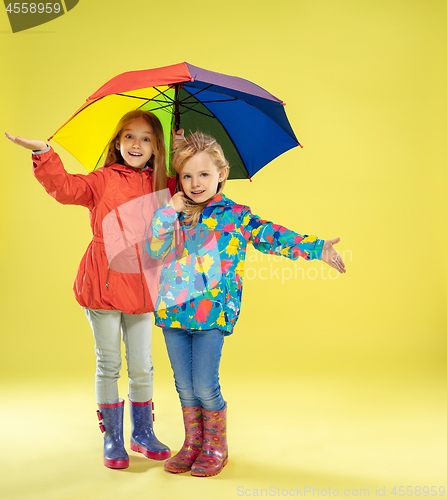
[116,116,154,169]
[180,152,228,203]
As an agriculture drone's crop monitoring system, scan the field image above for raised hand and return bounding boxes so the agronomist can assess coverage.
[321,237,346,273]
[5,132,47,152]
[169,191,187,213]
[172,129,185,150]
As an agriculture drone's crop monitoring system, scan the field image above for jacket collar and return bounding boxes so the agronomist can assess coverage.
[107,162,153,176]
[205,192,231,209]
[179,193,232,226]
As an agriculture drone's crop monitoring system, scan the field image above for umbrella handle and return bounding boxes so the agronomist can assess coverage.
[174,83,180,131]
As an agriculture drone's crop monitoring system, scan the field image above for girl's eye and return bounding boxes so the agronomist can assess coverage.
[143,137,150,142]
[183,175,191,179]
[125,134,133,139]
[201,173,208,177]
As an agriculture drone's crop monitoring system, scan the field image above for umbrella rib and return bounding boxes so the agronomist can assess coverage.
[180,84,252,105]
[115,93,153,101]
[178,84,214,102]
[115,94,173,106]
[113,94,175,115]
[152,86,175,102]
[116,86,175,102]
[143,102,176,113]
[179,103,216,119]
[187,98,238,104]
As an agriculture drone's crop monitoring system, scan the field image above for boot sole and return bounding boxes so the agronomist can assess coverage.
[191,457,228,477]
[164,466,191,474]
[130,442,171,460]
[104,458,129,469]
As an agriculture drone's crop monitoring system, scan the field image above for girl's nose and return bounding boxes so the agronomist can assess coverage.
[191,177,200,187]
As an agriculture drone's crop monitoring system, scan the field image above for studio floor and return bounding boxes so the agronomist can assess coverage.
[2,371,446,500]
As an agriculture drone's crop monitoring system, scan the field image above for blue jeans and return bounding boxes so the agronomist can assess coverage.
[84,308,154,404]
[162,327,226,411]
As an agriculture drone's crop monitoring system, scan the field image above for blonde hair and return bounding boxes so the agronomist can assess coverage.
[173,132,229,227]
[103,110,167,196]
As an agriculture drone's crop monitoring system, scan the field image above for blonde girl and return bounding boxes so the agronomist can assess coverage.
[147,132,345,477]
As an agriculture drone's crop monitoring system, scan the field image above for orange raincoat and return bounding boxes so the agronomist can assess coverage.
[33,147,175,314]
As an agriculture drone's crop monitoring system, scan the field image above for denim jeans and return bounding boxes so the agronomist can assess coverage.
[84,308,154,404]
[162,327,226,411]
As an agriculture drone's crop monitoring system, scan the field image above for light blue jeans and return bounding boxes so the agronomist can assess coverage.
[84,308,154,405]
[162,327,226,411]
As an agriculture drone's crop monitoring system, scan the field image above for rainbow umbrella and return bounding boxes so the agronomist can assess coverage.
[50,62,301,179]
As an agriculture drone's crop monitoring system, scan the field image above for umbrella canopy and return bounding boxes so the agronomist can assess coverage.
[50,62,301,179]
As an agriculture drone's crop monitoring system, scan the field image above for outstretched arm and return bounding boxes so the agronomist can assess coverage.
[5,132,47,151]
[246,210,324,261]
[244,209,346,273]
[321,238,346,273]
[5,132,100,208]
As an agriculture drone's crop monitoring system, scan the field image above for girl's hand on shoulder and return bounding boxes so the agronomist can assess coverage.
[172,129,185,150]
[5,132,47,151]
[169,191,186,213]
[321,237,346,274]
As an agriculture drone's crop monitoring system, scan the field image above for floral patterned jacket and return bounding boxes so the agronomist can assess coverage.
[146,193,324,335]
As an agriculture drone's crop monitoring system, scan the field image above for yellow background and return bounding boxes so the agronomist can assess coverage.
[0,1,446,499]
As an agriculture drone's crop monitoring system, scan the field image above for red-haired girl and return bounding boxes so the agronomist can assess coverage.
[6,111,183,469]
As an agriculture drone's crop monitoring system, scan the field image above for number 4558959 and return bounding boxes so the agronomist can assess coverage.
[391,486,445,496]
[5,3,62,14]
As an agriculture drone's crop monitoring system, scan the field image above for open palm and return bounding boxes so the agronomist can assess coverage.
[321,237,346,273]
[5,132,46,151]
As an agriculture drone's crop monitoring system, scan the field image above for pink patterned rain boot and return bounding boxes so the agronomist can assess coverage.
[190,404,228,477]
[164,406,203,473]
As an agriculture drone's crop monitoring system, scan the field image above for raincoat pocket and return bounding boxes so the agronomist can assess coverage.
[105,267,118,292]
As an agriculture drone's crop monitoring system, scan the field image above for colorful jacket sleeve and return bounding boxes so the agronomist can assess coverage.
[32,147,106,210]
[242,208,324,261]
[146,203,178,259]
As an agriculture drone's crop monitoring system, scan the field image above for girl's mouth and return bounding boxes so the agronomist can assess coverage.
[129,151,142,157]
[191,190,205,196]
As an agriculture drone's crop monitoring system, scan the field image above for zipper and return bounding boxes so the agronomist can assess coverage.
[139,170,146,313]
[135,243,146,313]
[106,253,112,289]
[185,224,200,323]
[186,252,195,323]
